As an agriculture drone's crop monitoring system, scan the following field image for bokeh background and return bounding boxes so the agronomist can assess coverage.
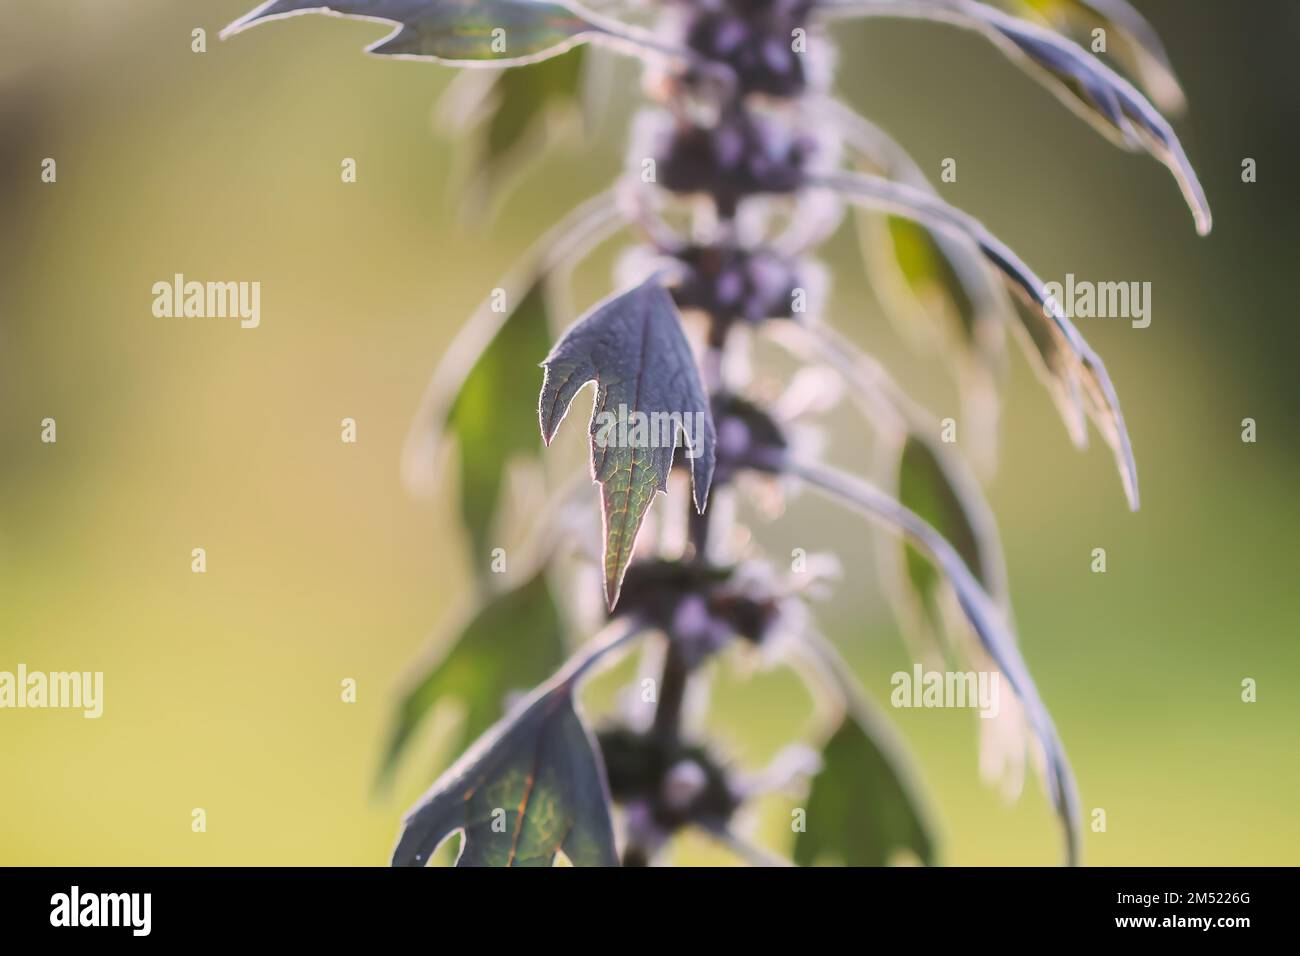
[2,0,1296,866]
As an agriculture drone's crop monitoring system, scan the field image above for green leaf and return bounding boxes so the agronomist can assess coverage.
[392,626,640,867]
[1004,278,1089,448]
[403,191,626,575]
[539,277,716,609]
[794,714,935,867]
[1006,0,1186,113]
[222,0,599,66]
[485,48,586,184]
[788,460,1081,865]
[834,104,1006,457]
[862,213,1000,361]
[965,0,1209,235]
[376,568,566,789]
[898,435,1000,644]
[447,278,553,574]
[884,215,978,340]
[822,170,1139,511]
[821,0,1210,235]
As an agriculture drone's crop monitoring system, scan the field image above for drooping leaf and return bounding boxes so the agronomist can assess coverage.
[820,170,1139,510]
[1004,284,1090,448]
[376,568,567,789]
[402,190,626,575]
[897,434,1008,645]
[777,319,1011,655]
[864,215,1006,458]
[834,104,1004,354]
[794,715,936,866]
[786,459,1080,865]
[392,622,642,867]
[222,0,600,66]
[828,102,1007,461]
[819,0,1211,234]
[539,276,716,609]
[880,216,977,342]
[1002,0,1186,113]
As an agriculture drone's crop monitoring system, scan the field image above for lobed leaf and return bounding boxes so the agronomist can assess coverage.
[376,568,567,789]
[391,621,642,866]
[539,276,716,609]
[222,0,600,66]
[819,170,1139,510]
[819,0,1211,234]
[402,190,626,574]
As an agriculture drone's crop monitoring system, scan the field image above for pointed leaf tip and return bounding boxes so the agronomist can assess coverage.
[820,0,1211,236]
[538,277,715,608]
[823,171,1140,512]
[391,619,639,867]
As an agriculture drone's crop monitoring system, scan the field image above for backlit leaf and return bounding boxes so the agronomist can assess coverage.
[391,623,640,866]
[539,276,716,609]
[787,459,1081,864]
[402,190,626,575]
[830,102,1007,461]
[222,0,599,66]
[1004,0,1186,113]
[820,0,1210,234]
[821,170,1139,510]
[975,2,1209,234]
[897,434,1008,647]
[376,568,566,789]
[451,279,552,573]
[778,320,1012,658]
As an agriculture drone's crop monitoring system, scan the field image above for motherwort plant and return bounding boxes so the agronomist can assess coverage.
[224,0,1209,866]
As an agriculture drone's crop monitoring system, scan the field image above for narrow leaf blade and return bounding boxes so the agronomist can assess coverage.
[963,0,1210,234]
[897,434,1008,644]
[788,460,1081,864]
[821,0,1210,234]
[824,170,1139,510]
[1004,0,1186,113]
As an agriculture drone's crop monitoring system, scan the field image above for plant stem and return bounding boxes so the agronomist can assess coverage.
[651,630,691,743]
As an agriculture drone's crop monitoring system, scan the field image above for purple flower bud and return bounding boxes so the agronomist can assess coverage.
[713,124,745,169]
[715,267,745,305]
[718,416,751,460]
[761,37,791,75]
[714,18,748,57]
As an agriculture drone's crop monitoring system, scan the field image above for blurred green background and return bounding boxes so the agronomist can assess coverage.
[1,0,1296,866]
